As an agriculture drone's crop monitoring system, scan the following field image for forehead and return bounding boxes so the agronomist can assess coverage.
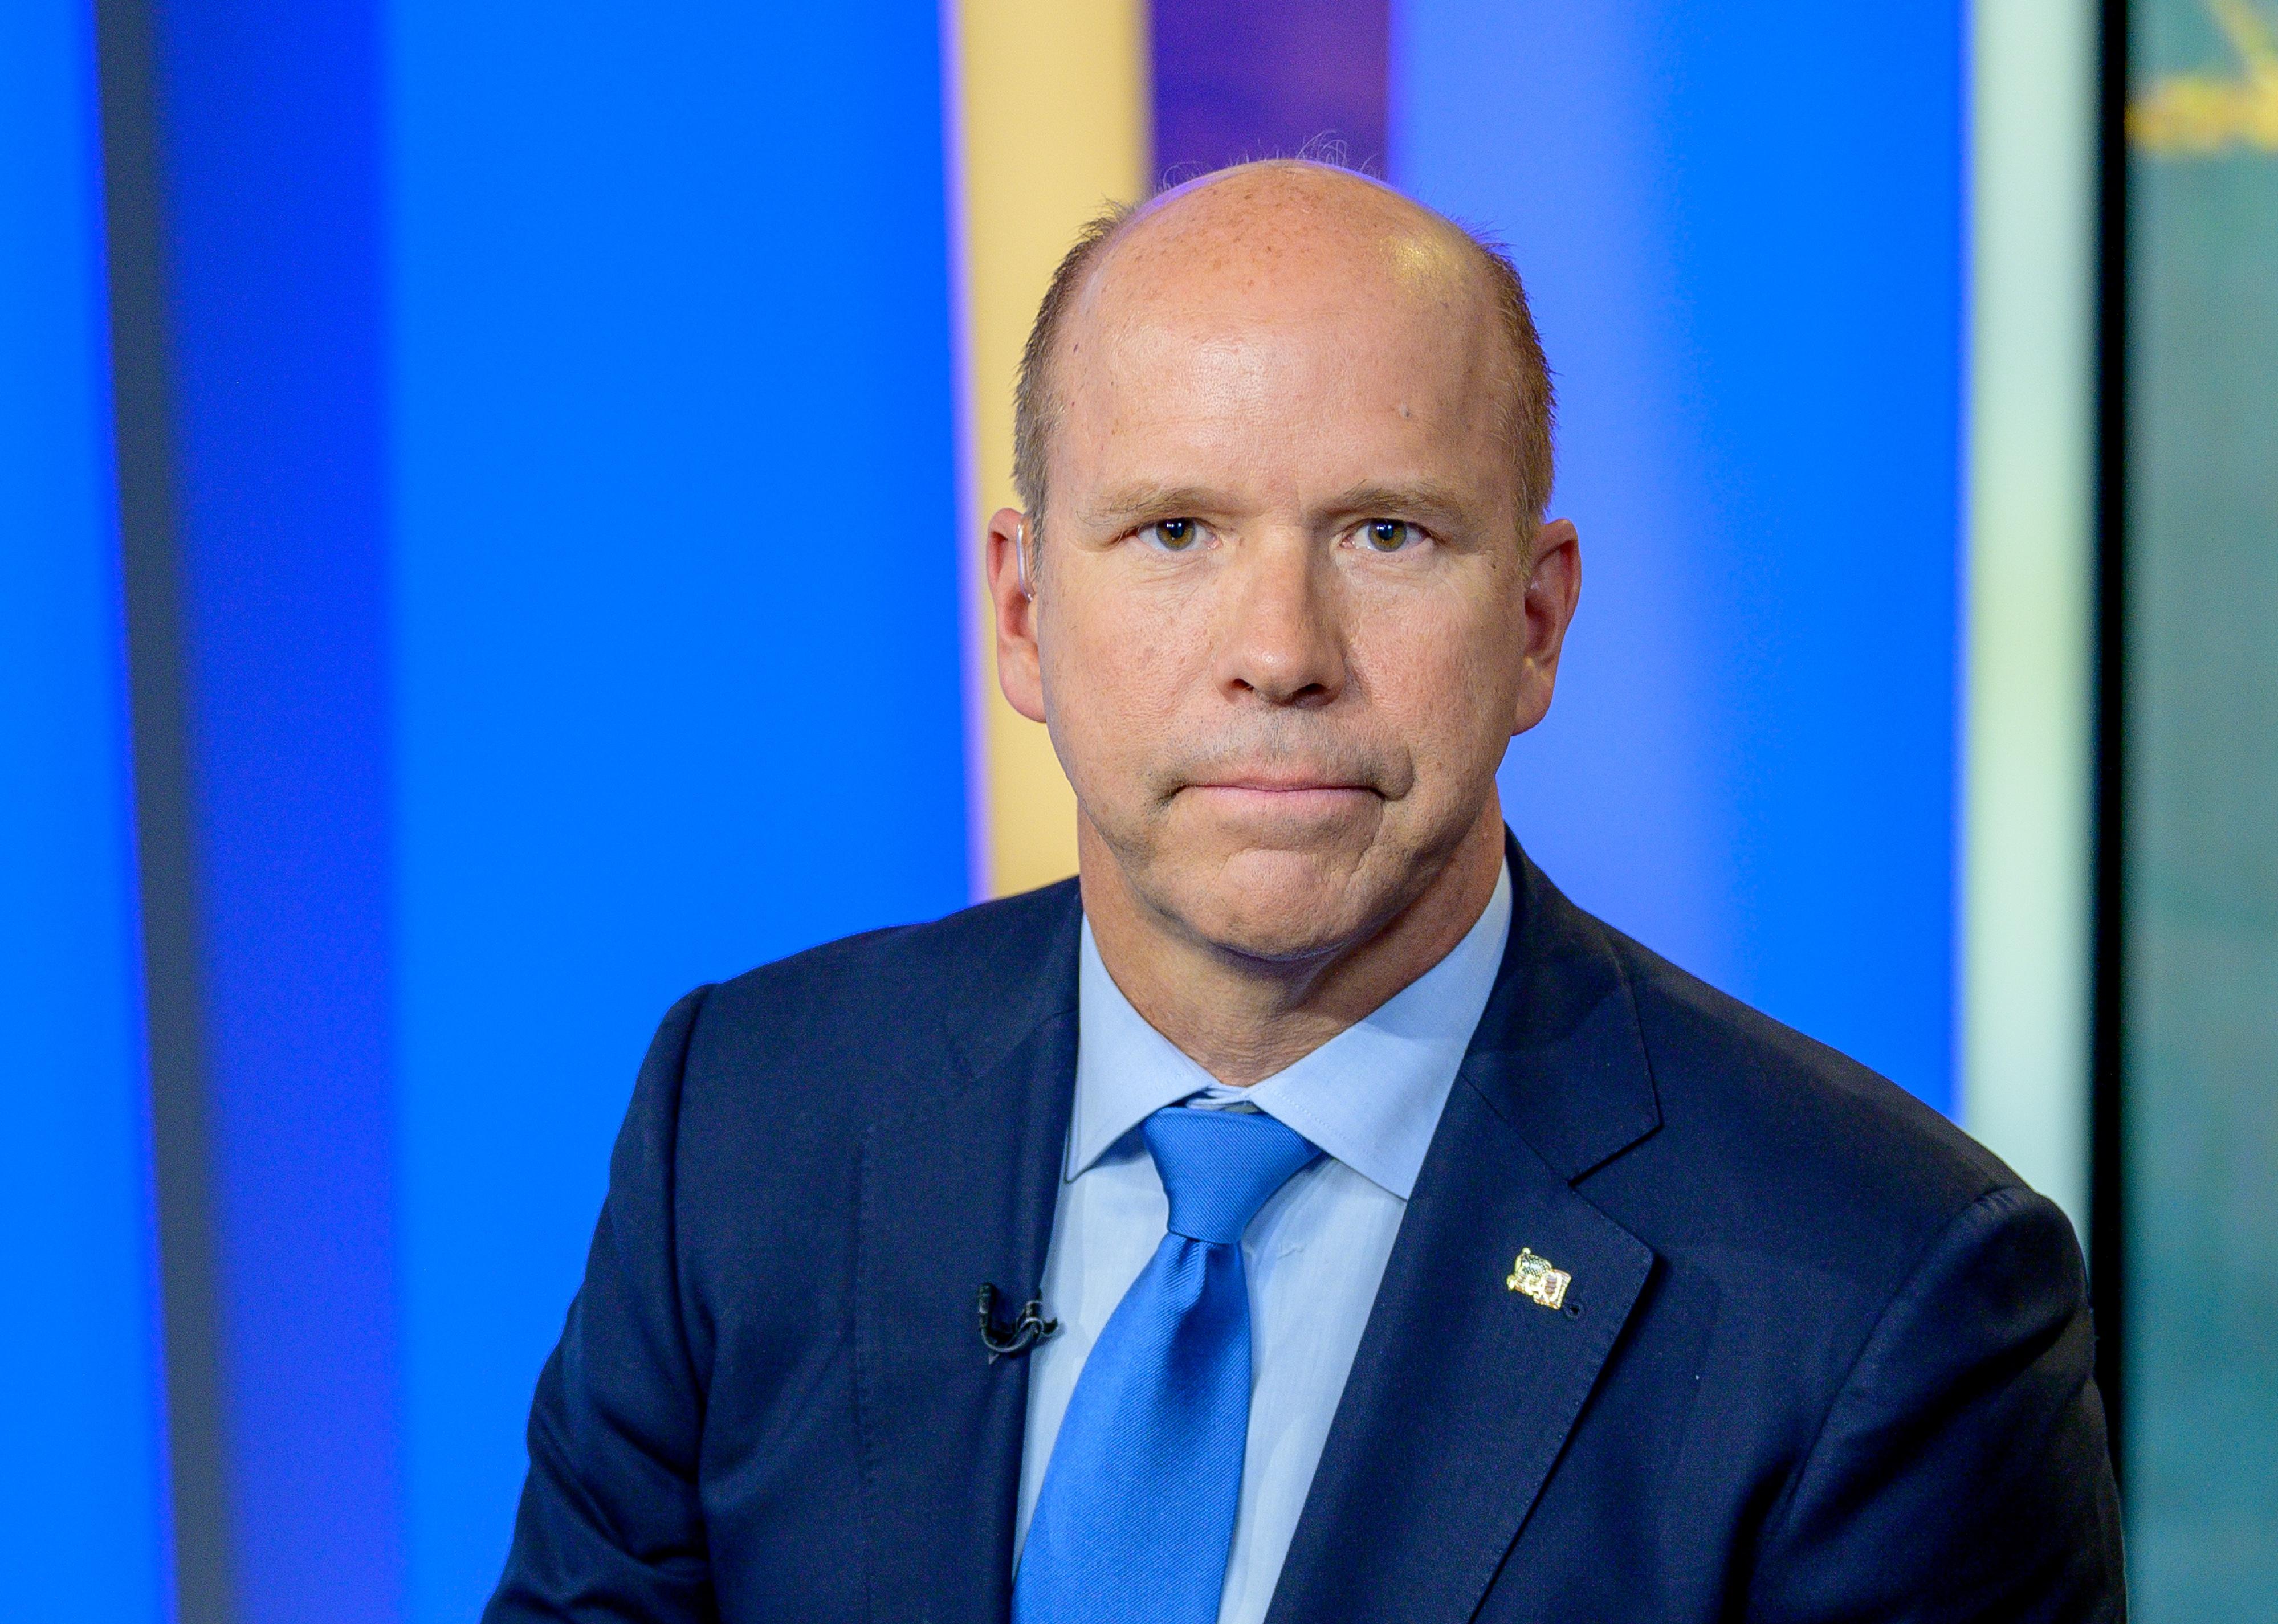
[1056,177,1511,493]
[1079,173,1492,356]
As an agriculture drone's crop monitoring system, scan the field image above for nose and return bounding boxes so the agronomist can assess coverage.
[1213,529,1347,707]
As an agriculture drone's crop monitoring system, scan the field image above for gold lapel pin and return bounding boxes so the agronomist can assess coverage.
[1506,1247,1572,1311]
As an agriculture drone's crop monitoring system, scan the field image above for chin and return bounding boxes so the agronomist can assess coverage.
[1162,844,1380,964]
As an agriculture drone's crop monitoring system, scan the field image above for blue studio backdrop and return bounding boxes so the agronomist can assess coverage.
[1,2,1962,1620]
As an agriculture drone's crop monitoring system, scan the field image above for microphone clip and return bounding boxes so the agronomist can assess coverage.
[977,1283,1060,1363]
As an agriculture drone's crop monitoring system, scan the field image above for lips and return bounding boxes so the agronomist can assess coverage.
[1192,776,1372,794]
[1168,742,1400,806]
[1179,781,1379,821]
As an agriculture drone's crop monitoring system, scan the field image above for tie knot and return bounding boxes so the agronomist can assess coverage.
[1141,1107,1321,1246]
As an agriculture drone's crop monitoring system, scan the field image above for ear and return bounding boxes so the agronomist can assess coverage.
[985,507,1048,723]
[1511,517,1581,735]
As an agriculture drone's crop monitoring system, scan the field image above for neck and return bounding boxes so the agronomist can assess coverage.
[1078,804,1506,1086]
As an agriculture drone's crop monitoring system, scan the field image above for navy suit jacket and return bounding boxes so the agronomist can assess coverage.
[488,839,2124,1621]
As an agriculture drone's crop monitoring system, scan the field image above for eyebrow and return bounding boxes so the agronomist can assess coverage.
[1080,484,1232,529]
[1316,482,1479,531]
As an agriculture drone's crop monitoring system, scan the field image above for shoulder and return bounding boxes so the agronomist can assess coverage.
[624,879,1082,1323]
[1552,916,2096,1483]
[652,878,1080,1180]
[666,877,1082,1126]
[688,878,1079,1071]
[1589,921,2044,1300]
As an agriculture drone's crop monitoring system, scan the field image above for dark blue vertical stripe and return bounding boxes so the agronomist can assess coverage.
[1395,3,1962,1110]
[154,0,401,1616]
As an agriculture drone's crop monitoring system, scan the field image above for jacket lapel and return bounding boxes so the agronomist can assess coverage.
[1265,843,1663,1624]
[854,887,1082,1624]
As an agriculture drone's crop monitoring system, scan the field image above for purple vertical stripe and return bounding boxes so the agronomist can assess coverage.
[1151,0,1389,183]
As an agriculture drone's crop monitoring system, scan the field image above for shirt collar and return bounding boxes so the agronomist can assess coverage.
[1069,856,1513,1200]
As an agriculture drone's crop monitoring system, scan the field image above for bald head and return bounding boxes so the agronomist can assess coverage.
[1013,161,1554,544]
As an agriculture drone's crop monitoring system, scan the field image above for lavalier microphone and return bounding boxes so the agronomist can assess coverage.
[977,1282,1059,1362]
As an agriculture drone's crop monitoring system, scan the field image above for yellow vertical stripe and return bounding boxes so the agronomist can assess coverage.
[950,0,1150,897]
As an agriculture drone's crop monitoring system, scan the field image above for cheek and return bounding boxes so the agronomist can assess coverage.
[1038,577,1201,750]
[1351,594,1519,752]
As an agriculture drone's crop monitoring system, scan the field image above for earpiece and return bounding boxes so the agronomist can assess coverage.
[1016,520,1034,601]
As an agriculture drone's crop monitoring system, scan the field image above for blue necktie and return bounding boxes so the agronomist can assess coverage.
[1015,1105,1322,1624]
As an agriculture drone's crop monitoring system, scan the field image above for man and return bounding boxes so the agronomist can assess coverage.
[488,162,2124,1622]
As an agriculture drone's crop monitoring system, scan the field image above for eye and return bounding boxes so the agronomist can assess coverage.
[1142,517,1204,552]
[1359,519,1422,552]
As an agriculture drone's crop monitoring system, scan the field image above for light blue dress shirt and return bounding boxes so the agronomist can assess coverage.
[1013,858,1513,1624]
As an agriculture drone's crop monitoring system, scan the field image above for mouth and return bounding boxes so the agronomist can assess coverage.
[1180,778,1380,819]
